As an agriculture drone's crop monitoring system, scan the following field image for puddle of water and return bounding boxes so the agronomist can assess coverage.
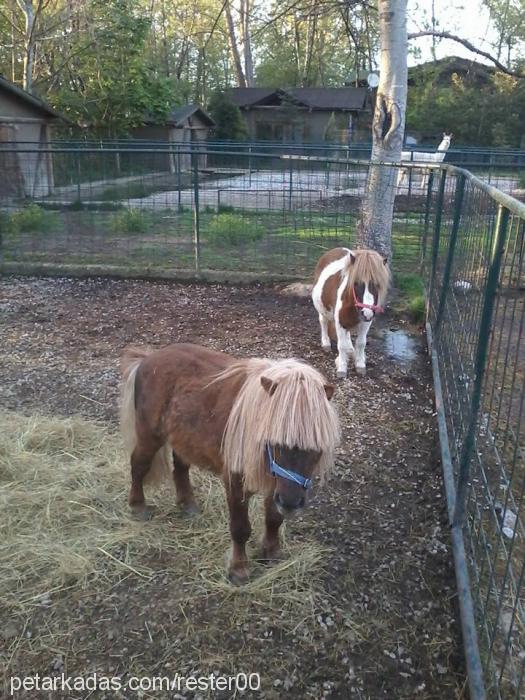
[382,329,417,364]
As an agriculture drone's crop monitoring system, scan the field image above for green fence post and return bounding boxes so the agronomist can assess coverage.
[288,159,293,211]
[429,169,447,304]
[453,205,510,527]
[421,170,435,270]
[192,140,201,276]
[434,173,466,334]
[177,147,182,213]
[76,153,82,203]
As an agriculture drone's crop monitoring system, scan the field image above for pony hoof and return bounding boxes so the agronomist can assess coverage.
[258,547,285,565]
[179,501,200,517]
[336,370,347,380]
[355,367,366,377]
[321,345,331,355]
[228,568,250,586]
[130,505,156,521]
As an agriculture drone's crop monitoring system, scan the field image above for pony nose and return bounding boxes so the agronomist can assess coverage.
[275,492,305,511]
[361,308,374,321]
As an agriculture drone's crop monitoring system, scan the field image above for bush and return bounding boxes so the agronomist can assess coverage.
[8,204,57,233]
[394,273,426,323]
[205,213,264,245]
[109,208,150,233]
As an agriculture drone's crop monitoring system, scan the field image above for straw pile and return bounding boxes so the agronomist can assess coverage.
[0,411,328,618]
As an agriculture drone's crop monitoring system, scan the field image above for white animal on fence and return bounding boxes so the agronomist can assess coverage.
[397,133,452,190]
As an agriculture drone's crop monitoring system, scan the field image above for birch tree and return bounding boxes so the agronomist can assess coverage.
[358,0,408,259]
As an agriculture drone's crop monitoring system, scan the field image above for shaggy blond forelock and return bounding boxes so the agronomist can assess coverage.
[217,358,340,493]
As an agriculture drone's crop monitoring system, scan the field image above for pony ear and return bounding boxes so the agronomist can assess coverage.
[383,256,388,265]
[324,384,335,401]
[261,376,278,396]
[349,253,356,264]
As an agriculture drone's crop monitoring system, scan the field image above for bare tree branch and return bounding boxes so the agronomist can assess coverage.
[408,30,525,78]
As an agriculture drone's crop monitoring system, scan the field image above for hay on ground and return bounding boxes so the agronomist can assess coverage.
[0,411,328,619]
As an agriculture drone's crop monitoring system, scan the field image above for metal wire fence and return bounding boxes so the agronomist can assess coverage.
[0,144,427,278]
[425,166,525,699]
[0,143,524,698]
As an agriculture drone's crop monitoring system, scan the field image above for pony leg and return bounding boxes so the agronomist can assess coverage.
[319,313,331,353]
[355,320,372,376]
[172,451,198,515]
[335,319,354,379]
[225,475,252,585]
[260,492,284,562]
[129,441,160,519]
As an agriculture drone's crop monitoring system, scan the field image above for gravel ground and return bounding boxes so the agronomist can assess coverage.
[0,276,464,699]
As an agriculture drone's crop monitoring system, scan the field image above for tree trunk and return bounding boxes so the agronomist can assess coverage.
[358,0,407,260]
[225,1,246,88]
[301,13,316,86]
[17,0,36,93]
[240,0,254,87]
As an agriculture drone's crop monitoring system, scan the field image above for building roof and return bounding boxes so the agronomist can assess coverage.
[0,74,64,120]
[229,87,369,111]
[167,104,215,127]
[229,88,276,107]
[408,56,496,84]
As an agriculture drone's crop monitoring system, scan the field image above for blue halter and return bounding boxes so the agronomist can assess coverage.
[266,444,312,491]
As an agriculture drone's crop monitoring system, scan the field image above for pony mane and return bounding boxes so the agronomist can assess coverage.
[347,249,391,305]
[217,358,340,493]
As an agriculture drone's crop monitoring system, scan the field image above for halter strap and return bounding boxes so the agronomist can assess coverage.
[352,285,384,314]
[266,444,312,491]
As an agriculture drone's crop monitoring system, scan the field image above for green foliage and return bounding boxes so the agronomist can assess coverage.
[109,208,150,233]
[207,91,247,141]
[205,213,264,245]
[394,274,426,323]
[8,205,58,233]
[408,296,426,323]
[53,0,175,135]
[406,69,525,147]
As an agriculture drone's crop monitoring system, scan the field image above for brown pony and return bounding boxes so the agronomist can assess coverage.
[120,343,340,585]
[312,248,390,377]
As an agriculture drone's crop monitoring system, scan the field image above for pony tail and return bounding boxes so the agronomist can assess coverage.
[119,352,145,455]
[119,346,172,487]
[120,346,151,380]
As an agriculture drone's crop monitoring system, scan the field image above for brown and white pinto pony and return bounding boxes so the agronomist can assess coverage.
[312,248,390,377]
[120,343,340,585]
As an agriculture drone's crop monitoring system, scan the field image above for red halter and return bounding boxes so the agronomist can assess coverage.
[352,285,384,314]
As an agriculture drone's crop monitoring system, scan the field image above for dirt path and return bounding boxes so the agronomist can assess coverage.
[0,277,464,699]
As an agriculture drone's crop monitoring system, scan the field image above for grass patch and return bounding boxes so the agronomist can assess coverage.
[205,213,265,245]
[6,204,58,233]
[218,204,236,213]
[98,182,155,201]
[394,273,426,322]
[109,208,151,233]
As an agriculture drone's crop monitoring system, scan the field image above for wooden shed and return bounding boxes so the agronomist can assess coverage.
[131,105,215,170]
[0,75,64,199]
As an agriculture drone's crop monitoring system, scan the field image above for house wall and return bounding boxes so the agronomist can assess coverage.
[129,125,171,141]
[0,91,55,198]
[241,108,370,143]
[170,126,209,170]
[130,122,210,171]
